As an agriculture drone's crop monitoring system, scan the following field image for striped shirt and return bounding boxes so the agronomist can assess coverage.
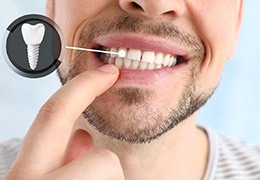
[1,127,260,180]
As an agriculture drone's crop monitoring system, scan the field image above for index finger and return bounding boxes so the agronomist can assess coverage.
[12,65,119,176]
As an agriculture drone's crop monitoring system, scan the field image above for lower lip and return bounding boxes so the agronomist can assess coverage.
[118,68,177,85]
[90,53,183,86]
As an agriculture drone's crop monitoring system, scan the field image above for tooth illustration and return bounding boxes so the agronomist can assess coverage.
[21,23,45,70]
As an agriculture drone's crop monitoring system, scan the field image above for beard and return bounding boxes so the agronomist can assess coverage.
[58,14,214,144]
[83,84,213,144]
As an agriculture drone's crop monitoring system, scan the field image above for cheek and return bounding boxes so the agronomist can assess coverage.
[191,1,235,60]
[54,0,112,44]
[54,0,113,75]
[191,0,235,52]
[187,1,236,90]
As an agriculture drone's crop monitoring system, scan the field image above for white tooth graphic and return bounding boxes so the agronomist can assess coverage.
[21,23,45,70]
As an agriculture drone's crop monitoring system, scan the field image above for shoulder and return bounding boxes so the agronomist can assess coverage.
[0,138,22,179]
[215,134,260,179]
[203,126,260,180]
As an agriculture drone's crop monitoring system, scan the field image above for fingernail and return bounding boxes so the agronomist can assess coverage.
[98,64,117,74]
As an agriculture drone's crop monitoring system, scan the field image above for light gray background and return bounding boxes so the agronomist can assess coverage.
[0,1,260,145]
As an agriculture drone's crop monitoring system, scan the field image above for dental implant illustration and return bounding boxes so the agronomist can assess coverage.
[21,23,45,70]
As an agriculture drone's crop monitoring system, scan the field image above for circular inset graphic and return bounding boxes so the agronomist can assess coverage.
[3,14,62,78]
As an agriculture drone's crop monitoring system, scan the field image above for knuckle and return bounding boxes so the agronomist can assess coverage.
[37,97,64,120]
[96,149,120,164]
[95,149,124,179]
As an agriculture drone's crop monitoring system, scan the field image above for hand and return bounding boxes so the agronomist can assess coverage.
[4,65,125,180]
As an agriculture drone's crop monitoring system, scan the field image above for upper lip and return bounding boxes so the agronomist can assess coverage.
[91,33,190,58]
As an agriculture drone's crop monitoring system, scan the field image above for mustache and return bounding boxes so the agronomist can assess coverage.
[77,14,204,58]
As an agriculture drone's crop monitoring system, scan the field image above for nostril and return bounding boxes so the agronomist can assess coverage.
[131,2,144,12]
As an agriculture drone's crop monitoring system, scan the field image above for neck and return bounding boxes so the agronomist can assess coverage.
[74,114,209,180]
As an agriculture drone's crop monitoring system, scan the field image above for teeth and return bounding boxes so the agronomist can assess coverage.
[131,61,140,69]
[140,62,148,70]
[110,48,118,58]
[147,63,155,70]
[104,47,179,70]
[127,49,142,61]
[155,64,162,69]
[142,51,155,63]
[124,58,132,68]
[169,56,177,67]
[155,53,163,65]
[163,54,170,67]
[115,57,123,68]
[118,48,127,58]
[108,57,115,64]
[105,47,110,57]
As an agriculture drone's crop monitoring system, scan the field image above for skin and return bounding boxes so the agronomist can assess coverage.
[5,0,243,180]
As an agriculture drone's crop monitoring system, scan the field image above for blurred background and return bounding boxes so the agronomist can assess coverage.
[0,0,260,144]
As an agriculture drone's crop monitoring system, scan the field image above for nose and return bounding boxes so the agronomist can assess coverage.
[119,0,186,19]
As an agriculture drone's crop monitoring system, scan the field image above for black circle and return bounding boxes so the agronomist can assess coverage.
[4,14,62,78]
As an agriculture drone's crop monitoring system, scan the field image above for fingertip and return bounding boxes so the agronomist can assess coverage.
[98,64,119,75]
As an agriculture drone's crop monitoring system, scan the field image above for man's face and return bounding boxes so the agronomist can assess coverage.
[49,0,242,143]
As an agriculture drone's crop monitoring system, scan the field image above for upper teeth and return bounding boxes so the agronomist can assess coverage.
[103,47,177,70]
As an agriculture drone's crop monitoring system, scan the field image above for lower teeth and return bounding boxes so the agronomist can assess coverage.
[110,57,169,70]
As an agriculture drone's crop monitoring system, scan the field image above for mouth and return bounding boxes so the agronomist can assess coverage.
[90,34,189,71]
[85,34,192,85]
[95,46,185,71]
